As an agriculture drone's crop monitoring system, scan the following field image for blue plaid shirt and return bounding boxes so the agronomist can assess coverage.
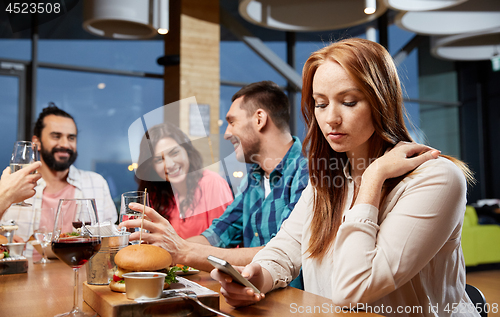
[202,137,308,248]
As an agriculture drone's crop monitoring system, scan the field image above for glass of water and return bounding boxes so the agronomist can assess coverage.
[119,191,149,244]
[33,208,55,264]
[34,227,53,264]
[10,141,39,206]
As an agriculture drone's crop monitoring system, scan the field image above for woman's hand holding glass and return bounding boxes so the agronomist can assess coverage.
[119,191,149,244]
[210,262,269,307]
[118,203,188,263]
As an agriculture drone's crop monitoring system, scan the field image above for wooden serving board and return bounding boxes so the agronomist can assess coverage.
[0,257,28,275]
[83,282,219,317]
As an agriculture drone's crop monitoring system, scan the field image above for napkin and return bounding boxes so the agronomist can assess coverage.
[84,222,122,237]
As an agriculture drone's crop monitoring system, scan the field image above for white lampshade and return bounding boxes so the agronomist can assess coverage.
[385,0,467,12]
[431,27,500,61]
[83,0,169,39]
[395,0,500,35]
[239,0,388,32]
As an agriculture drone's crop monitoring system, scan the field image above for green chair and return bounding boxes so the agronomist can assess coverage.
[461,206,500,266]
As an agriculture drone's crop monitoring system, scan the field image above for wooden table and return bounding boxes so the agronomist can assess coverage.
[0,258,381,316]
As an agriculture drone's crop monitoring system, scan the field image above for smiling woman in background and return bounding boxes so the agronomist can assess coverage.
[135,123,233,239]
[211,38,477,316]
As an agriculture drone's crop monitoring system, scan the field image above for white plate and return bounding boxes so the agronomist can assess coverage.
[175,267,200,276]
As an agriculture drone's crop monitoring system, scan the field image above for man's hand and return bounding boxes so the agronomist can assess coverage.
[0,162,42,206]
[118,203,189,264]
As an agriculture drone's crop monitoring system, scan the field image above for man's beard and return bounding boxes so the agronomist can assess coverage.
[40,143,78,172]
[240,124,261,164]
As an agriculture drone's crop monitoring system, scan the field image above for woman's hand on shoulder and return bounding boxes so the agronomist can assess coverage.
[365,141,440,183]
[353,142,439,208]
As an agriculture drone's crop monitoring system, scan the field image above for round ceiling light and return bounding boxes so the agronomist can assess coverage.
[386,0,467,12]
[431,27,500,61]
[239,0,388,32]
[83,0,168,39]
[395,0,500,35]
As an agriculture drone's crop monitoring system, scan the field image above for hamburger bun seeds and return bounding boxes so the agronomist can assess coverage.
[114,244,172,271]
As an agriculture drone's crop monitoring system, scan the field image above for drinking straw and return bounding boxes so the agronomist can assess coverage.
[139,188,147,244]
[208,137,215,163]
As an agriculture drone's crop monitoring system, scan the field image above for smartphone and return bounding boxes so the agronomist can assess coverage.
[207,255,261,294]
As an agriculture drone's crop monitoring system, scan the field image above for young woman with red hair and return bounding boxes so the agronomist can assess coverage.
[212,38,476,316]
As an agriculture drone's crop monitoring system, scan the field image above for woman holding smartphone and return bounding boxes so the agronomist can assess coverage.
[211,38,476,316]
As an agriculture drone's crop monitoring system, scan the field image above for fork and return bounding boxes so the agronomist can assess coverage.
[173,290,235,317]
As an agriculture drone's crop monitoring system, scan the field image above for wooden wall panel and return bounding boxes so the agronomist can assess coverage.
[163,0,220,170]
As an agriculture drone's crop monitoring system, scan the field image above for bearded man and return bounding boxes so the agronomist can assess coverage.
[2,104,117,256]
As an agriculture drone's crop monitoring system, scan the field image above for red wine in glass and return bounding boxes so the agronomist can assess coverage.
[52,198,101,317]
[51,237,101,268]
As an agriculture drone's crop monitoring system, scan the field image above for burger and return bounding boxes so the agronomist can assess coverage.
[110,244,182,293]
[0,235,8,259]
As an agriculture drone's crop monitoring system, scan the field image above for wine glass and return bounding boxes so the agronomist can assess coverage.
[34,227,54,264]
[119,191,149,245]
[51,199,101,317]
[33,208,55,264]
[10,141,39,206]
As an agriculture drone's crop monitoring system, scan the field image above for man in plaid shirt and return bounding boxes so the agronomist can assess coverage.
[1,104,118,257]
[120,81,308,288]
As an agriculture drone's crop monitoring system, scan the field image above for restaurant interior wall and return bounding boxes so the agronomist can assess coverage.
[418,38,460,159]
[220,1,500,203]
[458,60,500,202]
[218,5,422,191]
[1,0,498,205]
[0,1,165,209]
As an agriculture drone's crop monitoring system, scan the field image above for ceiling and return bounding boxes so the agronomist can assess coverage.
[0,0,372,42]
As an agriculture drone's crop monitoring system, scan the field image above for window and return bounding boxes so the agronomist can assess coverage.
[0,39,31,60]
[0,75,19,164]
[38,40,164,73]
[36,68,163,204]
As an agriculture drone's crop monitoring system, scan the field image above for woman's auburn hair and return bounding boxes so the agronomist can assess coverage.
[135,123,203,219]
[300,38,473,260]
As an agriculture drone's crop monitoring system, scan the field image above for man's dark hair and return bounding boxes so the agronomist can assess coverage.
[33,102,76,138]
[232,81,290,132]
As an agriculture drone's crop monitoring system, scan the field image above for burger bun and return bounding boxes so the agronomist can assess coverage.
[111,244,173,293]
[115,244,172,271]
